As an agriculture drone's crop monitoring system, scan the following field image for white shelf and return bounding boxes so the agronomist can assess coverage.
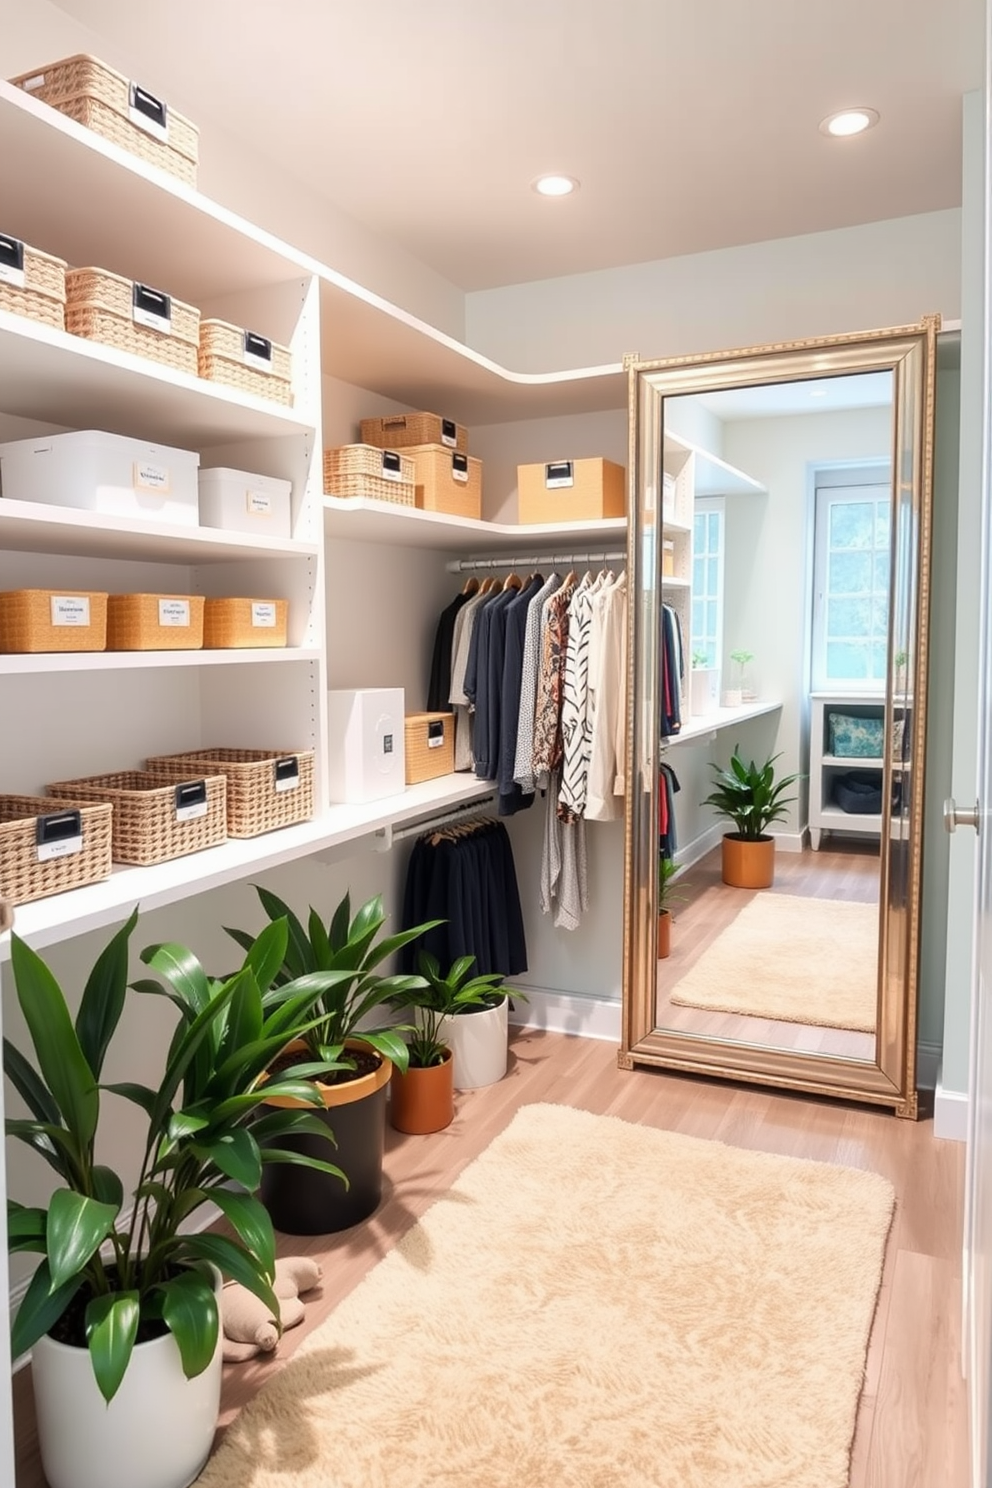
[662,576,691,590]
[665,433,766,497]
[664,517,693,535]
[816,805,882,832]
[323,496,627,553]
[822,754,884,768]
[665,700,783,746]
[0,773,496,960]
[0,648,320,675]
[0,499,318,564]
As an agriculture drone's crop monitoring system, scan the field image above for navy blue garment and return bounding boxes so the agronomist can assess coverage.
[400,819,527,977]
[475,586,520,780]
[497,576,542,815]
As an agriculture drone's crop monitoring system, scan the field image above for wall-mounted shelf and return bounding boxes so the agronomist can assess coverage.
[664,699,782,748]
[665,432,767,498]
[0,648,320,676]
[323,495,627,552]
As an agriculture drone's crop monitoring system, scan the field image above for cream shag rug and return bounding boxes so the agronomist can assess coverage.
[670,893,879,1031]
[197,1102,894,1488]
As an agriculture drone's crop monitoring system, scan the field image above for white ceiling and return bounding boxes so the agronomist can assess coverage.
[48,0,986,292]
[696,371,894,421]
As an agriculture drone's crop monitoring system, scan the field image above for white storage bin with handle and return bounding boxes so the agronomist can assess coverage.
[0,429,200,527]
[197,467,292,539]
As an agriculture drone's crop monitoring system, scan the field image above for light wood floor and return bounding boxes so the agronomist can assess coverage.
[658,841,881,1061]
[12,1028,967,1488]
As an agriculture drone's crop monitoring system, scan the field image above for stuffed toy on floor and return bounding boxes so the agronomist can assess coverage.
[220,1255,323,1361]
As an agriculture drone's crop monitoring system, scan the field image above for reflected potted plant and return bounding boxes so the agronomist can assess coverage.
[702,746,800,888]
[690,649,719,717]
[657,856,681,959]
[724,649,754,707]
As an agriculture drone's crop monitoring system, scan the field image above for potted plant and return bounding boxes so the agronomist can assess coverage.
[225,888,437,1233]
[657,856,681,959]
[702,746,800,888]
[5,909,347,1488]
[437,960,527,1092]
[724,649,754,707]
[690,648,719,717]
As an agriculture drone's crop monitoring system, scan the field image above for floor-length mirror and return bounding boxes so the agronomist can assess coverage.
[621,323,938,1116]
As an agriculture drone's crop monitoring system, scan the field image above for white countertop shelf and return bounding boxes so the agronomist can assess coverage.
[661,576,690,590]
[0,773,496,959]
[324,495,627,553]
[664,700,783,747]
[0,499,319,564]
[822,754,885,768]
[0,647,321,675]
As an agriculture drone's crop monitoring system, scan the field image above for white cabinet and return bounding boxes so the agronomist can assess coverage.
[808,692,887,849]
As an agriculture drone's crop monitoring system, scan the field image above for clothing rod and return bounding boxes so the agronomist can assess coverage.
[445,550,626,573]
[371,795,496,851]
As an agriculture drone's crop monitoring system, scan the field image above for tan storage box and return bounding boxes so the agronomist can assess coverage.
[404,712,454,784]
[145,748,315,837]
[107,593,204,651]
[65,267,200,376]
[10,54,199,185]
[360,412,467,454]
[0,233,66,331]
[0,590,108,654]
[198,320,292,406]
[517,457,626,524]
[47,771,227,866]
[0,794,112,906]
[203,597,288,649]
[406,444,482,520]
[324,444,416,506]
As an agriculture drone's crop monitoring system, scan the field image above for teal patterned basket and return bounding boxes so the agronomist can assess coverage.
[828,713,884,759]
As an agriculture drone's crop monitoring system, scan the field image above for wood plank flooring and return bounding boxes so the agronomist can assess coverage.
[12,1027,967,1488]
[658,842,880,1060]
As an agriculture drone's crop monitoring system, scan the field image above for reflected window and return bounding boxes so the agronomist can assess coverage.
[691,499,724,670]
[812,479,891,690]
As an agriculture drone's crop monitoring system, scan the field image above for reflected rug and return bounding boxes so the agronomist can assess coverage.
[670,892,879,1031]
[197,1102,894,1488]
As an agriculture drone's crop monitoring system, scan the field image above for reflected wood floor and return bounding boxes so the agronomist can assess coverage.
[658,841,880,1060]
[12,1028,966,1488]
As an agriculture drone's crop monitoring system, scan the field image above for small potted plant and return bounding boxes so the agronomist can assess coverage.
[657,856,681,958]
[702,745,801,888]
[690,648,719,716]
[436,957,526,1091]
[724,649,754,707]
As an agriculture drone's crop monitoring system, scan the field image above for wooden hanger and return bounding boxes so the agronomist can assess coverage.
[502,572,523,591]
[461,576,480,596]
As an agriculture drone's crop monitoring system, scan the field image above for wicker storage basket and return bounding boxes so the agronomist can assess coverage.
[198,320,292,405]
[0,234,66,330]
[106,594,204,651]
[10,55,198,185]
[65,267,200,375]
[360,413,467,454]
[47,771,227,865]
[144,748,315,837]
[0,590,108,653]
[323,444,416,506]
[405,444,482,520]
[203,598,289,649]
[404,713,454,784]
[0,795,112,906]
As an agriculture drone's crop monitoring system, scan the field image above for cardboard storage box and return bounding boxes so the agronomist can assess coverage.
[327,688,406,803]
[198,467,293,539]
[517,457,626,524]
[406,444,482,520]
[404,712,454,784]
[0,429,200,526]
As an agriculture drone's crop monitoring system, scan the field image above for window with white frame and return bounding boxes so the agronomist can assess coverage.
[691,499,724,670]
[811,476,892,691]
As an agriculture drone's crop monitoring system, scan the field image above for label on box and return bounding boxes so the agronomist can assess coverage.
[0,235,25,289]
[383,734,394,755]
[158,599,190,627]
[245,489,273,515]
[545,461,574,490]
[441,418,457,448]
[274,756,300,792]
[35,810,82,862]
[128,82,170,142]
[452,453,469,485]
[243,330,274,373]
[21,74,45,92]
[427,720,445,749]
[174,780,208,822]
[133,461,171,494]
[251,602,277,628]
[381,450,403,483]
[50,595,91,627]
[132,282,172,334]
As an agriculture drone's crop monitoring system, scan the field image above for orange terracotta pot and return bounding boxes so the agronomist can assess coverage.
[721,833,775,889]
[390,1047,454,1134]
[657,909,671,959]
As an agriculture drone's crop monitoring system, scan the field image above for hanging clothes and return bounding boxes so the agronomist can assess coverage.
[586,572,627,822]
[512,572,561,796]
[400,816,527,976]
[449,585,492,770]
[660,604,684,739]
[532,576,576,785]
[497,573,544,815]
[427,589,471,713]
[659,762,681,861]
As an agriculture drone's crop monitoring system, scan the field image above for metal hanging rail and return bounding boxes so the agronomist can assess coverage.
[371,794,496,852]
[444,550,626,574]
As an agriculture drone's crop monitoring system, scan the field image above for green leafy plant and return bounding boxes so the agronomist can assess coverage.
[657,856,684,914]
[729,649,754,685]
[226,889,439,1079]
[702,746,801,840]
[691,649,711,670]
[5,910,348,1402]
[402,953,511,1069]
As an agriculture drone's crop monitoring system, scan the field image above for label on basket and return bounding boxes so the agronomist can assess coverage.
[158,599,191,627]
[133,461,171,494]
[20,74,45,92]
[50,595,91,627]
[132,282,172,335]
[427,720,446,749]
[245,489,273,515]
[274,756,300,792]
[174,780,208,822]
[129,82,170,142]
[243,330,274,373]
[441,418,458,448]
[251,602,277,628]
[0,235,25,289]
[35,810,83,863]
[545,461,574,490]
[381,451,403,483]
[452,453,469,485]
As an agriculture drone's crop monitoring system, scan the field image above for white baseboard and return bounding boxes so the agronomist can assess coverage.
[509,985,621,1042]
[934,1063,969,1142]
[674,823,723,872]
[771,828,806,854]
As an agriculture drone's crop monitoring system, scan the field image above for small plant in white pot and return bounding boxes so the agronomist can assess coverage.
[419,954,525,1092]
[724,649,754,707]
[690,649,719,716]
[5,910,347,1488]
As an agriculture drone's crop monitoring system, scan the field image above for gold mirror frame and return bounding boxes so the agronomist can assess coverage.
[619,319,939,1118]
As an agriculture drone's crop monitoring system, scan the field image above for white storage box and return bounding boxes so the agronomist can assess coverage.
[327,688,405,804]
[0,430,200,527]
[198,468,292,539]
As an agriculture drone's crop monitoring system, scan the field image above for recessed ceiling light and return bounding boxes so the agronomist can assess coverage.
[819,108,880,138]
[532,174,580,197]
[810,388,828,397]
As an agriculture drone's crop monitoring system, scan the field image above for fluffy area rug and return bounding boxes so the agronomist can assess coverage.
[197,1102,894,1488]
[670,892,879,1032]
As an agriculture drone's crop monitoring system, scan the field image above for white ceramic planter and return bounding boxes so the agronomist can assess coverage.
[32,1301,222,1488]
[439,998,509,1089]
[690,668,719,716]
